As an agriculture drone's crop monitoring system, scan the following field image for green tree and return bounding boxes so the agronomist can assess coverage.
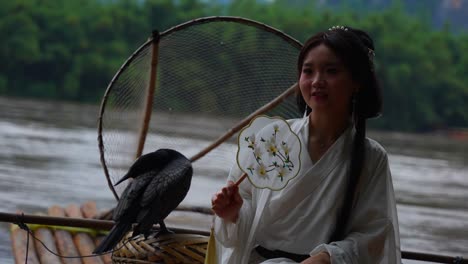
[0,0,467,131]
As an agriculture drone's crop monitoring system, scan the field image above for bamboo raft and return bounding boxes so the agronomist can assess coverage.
[10,201,112,264]
[7,201,467,263]
[8,201,213,264]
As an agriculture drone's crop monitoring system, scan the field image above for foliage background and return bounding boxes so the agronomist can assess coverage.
[0,0,467,131]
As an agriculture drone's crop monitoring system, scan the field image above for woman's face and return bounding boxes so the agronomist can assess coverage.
[299,44,359,118]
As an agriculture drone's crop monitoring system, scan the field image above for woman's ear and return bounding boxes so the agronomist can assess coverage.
[353,85,362,94]
[354,82,362,93]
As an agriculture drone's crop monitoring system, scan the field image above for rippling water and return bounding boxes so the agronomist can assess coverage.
[0,96,467,263]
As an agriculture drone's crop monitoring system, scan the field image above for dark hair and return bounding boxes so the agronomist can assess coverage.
[296,27,382,242]
[296,27,382,118]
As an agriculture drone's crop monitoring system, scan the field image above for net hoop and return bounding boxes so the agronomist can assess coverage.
[98,16,303,201]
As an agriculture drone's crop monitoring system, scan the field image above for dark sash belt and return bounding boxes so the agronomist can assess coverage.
[255,245,309,262]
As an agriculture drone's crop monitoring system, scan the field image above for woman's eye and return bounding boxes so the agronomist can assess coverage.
[302,68,312,74]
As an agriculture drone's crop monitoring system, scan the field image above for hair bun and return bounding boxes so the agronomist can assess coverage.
[348,28,375,51]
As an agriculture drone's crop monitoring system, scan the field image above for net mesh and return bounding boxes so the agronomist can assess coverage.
[99,17,303,198]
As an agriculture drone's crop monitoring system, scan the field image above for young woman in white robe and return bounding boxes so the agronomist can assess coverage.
[211,26,401,264]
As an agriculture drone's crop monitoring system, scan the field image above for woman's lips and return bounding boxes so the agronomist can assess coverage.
[311,91,328,101]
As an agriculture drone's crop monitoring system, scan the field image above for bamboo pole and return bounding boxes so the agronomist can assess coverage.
[402,251,467,264]
[189,82,298,163]
[81,201,112,264]
[66,204,104,264]
[234,173,247,186]
[135,30,160,159]
[48,205,82,264]
[11,224,40,264]
[0,211,208,236]
[1,211,114,230]
[33,221,62,264]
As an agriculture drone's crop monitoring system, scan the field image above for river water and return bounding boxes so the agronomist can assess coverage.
[0,96,467,263]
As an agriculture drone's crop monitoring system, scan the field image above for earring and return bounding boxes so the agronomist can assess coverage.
[351,93,357,123]
[303,105,309,118]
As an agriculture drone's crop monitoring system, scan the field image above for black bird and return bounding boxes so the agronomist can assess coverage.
[93,148,193,254]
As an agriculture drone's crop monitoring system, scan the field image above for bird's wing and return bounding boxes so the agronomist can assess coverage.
[112,172,153,221]
[114,149,168,184]
[140,157,192,208]
[133,157,192,237]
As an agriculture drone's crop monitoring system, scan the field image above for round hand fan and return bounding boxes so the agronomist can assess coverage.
[97,16,303,200]
[236,115,302,190]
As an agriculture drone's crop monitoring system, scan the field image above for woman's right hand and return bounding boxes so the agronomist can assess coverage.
[211,180,243,223]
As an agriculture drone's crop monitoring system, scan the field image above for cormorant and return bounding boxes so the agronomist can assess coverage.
[93,148,193,254]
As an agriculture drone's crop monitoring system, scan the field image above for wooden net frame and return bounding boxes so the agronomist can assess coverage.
[97,16,303,200]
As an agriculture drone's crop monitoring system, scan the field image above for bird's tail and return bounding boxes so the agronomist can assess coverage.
[93,223,131,254]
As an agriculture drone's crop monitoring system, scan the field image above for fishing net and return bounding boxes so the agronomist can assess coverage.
[98,16,303,200]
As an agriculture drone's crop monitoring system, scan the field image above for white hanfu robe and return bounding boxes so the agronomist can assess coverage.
[214,116,400,264]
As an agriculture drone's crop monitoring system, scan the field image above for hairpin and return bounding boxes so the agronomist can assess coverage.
[328,25,348,31]
[368,48,375,72]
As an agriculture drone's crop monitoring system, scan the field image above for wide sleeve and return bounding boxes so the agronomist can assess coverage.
[310,142,401,264]
[213,162,255,247]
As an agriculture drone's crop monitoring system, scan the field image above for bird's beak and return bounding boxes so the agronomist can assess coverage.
[114,174,130,186]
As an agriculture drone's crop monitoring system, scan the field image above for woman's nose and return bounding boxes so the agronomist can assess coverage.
[311,75,325,88]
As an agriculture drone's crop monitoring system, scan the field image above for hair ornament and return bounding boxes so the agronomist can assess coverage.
[327,25,375,71]
[328,25,348,31]
[368,48,375,72]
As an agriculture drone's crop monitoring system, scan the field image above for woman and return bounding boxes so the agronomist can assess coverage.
[211,26,400,264]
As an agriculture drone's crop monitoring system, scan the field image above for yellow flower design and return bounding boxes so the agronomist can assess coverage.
[281,144,290,155]
[267,144,278,156]
[254,148,263,159]
[248,134,256,149]
[266,136,277,156]
[242,118,296,185]
[277,167,287,179]
[257,163,268,179]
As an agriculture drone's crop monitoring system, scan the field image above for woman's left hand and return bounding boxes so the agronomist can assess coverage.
[300,252,330,264]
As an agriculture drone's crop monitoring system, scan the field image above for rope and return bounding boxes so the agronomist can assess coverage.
[13,215,129,263]
[14,213,30,264]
